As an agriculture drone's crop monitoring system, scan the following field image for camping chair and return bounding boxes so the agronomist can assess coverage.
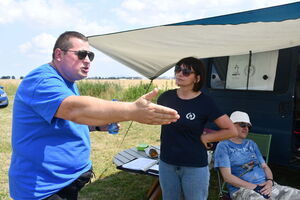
[216,132,272,199]
[247,133,272,163]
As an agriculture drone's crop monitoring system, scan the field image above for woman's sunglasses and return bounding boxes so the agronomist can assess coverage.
[236,122,252,129]
[174,65,194,77]
[63,50,95,61]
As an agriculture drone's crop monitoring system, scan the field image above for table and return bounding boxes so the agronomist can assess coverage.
[113,146,161,200]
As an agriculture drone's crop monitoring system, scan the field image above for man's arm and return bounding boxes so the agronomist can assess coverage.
[201,115,238,148]
[55,88,180,126]
[219,167,257,189]
[258,163,273,196]
[261,163,273,182]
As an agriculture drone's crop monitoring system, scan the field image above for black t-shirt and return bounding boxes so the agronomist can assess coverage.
[157,89,223,167]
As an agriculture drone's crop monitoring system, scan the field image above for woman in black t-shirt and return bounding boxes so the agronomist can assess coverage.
[158,57,237,200]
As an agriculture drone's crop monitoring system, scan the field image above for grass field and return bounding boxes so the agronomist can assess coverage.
[1,79,300,200]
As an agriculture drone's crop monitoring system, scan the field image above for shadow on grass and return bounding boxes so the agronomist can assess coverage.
[79,169,221,200]
[79,164,300,200]
[79,171,155,200]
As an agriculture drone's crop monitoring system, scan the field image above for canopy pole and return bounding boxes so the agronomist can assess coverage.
[99,79,155,178]
[246,51,252,89]
[119,79,154,144]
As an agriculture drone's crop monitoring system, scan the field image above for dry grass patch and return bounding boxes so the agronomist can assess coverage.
[0,95,13,200]
[80,79,176,90]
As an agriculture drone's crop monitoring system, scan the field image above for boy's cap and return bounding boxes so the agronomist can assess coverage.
[230,111,251,125]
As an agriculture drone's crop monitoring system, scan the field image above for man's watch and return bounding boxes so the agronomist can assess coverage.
[266,178,274,186]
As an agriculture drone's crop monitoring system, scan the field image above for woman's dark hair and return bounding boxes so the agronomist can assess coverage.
[52,31,88,59]
[175,56,206,91]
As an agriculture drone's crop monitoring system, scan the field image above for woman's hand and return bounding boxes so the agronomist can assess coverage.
[200,133,213,149]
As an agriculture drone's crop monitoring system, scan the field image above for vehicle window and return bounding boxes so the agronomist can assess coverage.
[210,57,228,89]
[209,50,279,91]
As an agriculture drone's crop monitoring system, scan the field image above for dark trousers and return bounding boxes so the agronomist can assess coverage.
[43,169,94,200]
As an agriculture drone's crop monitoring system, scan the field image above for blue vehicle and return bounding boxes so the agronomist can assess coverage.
[202,46,300,169]
[0,86,9,108]
[89,2,300,169]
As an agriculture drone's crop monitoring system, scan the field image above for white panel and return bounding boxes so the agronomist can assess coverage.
[248,51,278,90]
[226,54,249,90]
[226,51,278,91]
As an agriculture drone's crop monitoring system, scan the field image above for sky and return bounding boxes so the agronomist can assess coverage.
[0,0,299,79]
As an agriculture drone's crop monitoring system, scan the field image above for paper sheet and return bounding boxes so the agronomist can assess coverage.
[122,157,159,171]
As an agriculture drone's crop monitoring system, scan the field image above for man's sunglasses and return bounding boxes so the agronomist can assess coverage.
[236,122,252,129]
[174,65,194,77]
[63,50,95,61]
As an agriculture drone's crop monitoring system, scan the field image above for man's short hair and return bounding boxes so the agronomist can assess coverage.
[52,31,88,59]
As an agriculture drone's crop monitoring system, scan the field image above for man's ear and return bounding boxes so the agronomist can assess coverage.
[54,48,63,61]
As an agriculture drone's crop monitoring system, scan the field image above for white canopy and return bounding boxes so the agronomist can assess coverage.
[88,2,300,79]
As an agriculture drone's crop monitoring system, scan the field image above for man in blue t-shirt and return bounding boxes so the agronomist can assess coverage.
[214,111,300,200]
[9,31,179,200]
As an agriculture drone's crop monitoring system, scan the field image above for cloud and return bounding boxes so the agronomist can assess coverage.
[73,19,117,37]
[18,33,56,56]
[19,42,32,54]
[122,0,146,11]
[19,0,82,28]
[0,0,117,33]
[0,0,78,27]
[32,33,56,53]
[4,0,296,34]
[114,0,239,26]
[0,0,22,24]
[114,0,299,27]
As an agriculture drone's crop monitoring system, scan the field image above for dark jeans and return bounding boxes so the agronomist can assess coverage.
[43,168,94,200]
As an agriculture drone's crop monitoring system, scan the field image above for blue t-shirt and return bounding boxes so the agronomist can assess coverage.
[9,64,92,200]
[214,139,266,196]
[157,89,223,167]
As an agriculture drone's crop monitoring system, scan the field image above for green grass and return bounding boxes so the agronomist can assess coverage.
[1,80,300,200]
[78,81,123,100]
[77,81,161,102]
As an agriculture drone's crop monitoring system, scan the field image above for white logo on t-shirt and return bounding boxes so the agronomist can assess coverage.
[186,112,196,120]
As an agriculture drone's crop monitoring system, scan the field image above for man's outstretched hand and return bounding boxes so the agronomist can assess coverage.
[132,88,180,125]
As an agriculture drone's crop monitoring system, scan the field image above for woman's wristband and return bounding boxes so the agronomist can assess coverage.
[266,178,274,186]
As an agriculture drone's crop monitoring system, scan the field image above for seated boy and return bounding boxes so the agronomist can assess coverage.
[214,111,300,200]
